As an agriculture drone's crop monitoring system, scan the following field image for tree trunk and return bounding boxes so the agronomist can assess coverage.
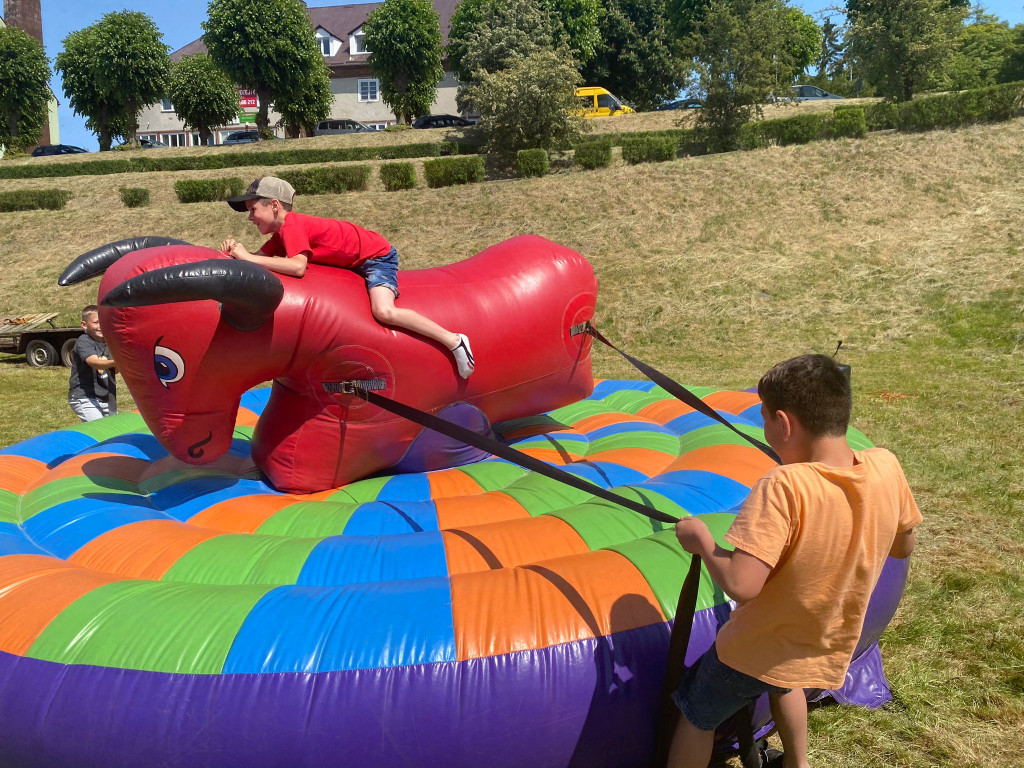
[901,74,914,103]
[256,87,272,138]
[199,127,213,146]
[127,99,140,146]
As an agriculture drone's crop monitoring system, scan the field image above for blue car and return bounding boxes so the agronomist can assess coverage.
[655,98,703,111]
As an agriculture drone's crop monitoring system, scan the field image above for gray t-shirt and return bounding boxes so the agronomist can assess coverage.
[68,334,116,407]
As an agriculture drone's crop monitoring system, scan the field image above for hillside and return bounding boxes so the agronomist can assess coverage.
[0,116,1021,767]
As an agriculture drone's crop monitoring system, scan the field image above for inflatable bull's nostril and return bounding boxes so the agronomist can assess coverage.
[86,235,598,493]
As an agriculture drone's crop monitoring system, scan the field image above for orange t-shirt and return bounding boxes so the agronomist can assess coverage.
[715,447,922,689]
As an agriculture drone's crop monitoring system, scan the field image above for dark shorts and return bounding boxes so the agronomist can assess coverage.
[672,643,791,731]
[354,246,400,298]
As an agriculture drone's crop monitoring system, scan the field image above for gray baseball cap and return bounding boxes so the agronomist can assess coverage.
[227,177,296,211]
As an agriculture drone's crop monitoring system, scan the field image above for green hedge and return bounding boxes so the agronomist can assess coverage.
[278,165,370,194]
[517,148,549,178]
[0,189,72,212]
[574,139,613,169]
[423,156,485,188]
[621,135,678,164]
[739,113,833,149]
[832,107,868,138]
[118,187,150,208]
[863,81,1024,132]
[173,177,245,204]
[0,142,453,180]
[575,127,694,149]
[380,162,417,191]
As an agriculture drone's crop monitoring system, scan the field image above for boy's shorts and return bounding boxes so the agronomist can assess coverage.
[355,247,400,298]
[672,642,790,731]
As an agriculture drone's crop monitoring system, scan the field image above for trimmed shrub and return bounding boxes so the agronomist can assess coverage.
[0,188,72,212]
[739,113,832,149]
[574,139,612,169]
[278,165,371,195]
[896,82,1024,132]
[422,156,485,188]
[516,148,549,178]
[864,101,900,130]
[0,143,447,180]
[832,107,867,139]
[173,177,245,203]
[621,135,678,164]
[119,187,150,207]
[380,162,417,191]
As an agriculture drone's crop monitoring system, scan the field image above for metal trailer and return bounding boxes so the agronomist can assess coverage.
[0,313,83,368]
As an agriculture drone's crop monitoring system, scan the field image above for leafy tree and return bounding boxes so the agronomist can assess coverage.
[666,0,710,53]
[539,0,601,66]
[582,0,683,110]
[166,53,240,146]
[56,12,170,150]
[0,27,51,151]
[1000,24,1024,83]
[275,58,334,137]
[690,0,802,152]
[463,49,584,157]
[363,0,445,124]
[943,14,1017,89]
[203,0,323,136]
[815,17,845,81]
[775,4,820,83]
[454,0,567,110]
[845,0,967,101]
[448,0,598,81]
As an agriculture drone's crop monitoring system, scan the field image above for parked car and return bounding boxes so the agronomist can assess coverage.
[31,144,89,157]
[655,98,703,111]
[137,137,169,148]
[314,119,373,136]
[411,114,476,129]
[790,85,844,101]
[575,87,635,117]
[222,130,262,144]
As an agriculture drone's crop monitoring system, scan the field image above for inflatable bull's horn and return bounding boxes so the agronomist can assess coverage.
[59,236,190,286]
[101,259,284,332]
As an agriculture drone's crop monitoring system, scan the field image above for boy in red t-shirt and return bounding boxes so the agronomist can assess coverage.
[669,354,921,768]
[221,177,474,378]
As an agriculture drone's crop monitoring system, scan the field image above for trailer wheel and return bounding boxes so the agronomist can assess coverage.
[25,339,58,368]
[61,338,77,368]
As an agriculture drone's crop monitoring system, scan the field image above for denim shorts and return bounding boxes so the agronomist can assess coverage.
[354,246,400,298]
[672,643,790,731]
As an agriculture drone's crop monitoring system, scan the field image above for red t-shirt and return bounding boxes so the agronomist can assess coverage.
[260,211,392,268]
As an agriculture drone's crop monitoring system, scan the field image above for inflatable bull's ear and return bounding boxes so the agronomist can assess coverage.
[102,259,284,332]
[59,237,191,286]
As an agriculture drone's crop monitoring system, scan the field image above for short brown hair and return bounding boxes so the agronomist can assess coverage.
[257,197,293,212]
[81,305,99,321]
[758,354,851,437]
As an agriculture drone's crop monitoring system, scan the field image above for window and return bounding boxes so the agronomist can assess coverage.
[367,122,388,131]
[165,132,187,147]
[137,133,160,144]
[316,29,333,56]
[597,94,620,110]
[358,78,379,102]
[351,27,369,54]
[160,99,174,112]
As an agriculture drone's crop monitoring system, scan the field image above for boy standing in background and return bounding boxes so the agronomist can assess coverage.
[68,305,117,422]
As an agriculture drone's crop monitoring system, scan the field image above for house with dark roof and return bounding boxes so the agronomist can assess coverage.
[135,0,462,146]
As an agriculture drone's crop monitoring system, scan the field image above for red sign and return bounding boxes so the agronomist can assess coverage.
[238,88,258,109]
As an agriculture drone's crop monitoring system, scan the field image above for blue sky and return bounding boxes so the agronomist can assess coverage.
[13,0,1024,150]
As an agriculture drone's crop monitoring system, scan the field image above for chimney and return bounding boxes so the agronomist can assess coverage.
[4,0,44,45]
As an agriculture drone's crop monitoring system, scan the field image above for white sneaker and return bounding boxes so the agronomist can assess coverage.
[450,333,475,379]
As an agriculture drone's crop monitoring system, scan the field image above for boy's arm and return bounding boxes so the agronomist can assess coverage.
[675,517,772,602]
[889,528,915,559]
[84,354,116,372]
[222,238,308,277]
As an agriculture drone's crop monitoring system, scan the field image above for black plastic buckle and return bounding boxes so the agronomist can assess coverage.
[569,321,592,337]
[323,377,387,395]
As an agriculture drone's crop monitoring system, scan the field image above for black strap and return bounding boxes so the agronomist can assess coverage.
[343,386,681,525]
[585,323,780,464]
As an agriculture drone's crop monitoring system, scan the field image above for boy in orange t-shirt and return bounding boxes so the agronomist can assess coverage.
[670,354,921,768]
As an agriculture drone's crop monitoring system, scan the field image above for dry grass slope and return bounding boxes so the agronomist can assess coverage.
[0,115,1021,768]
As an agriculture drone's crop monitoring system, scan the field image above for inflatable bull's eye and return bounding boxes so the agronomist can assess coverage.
[153,344,185,388]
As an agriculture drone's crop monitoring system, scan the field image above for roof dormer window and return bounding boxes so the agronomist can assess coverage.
[315,28,335,57]
[350,27,369,55]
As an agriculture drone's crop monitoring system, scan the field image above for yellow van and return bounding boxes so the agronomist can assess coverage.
[575,87,635,118]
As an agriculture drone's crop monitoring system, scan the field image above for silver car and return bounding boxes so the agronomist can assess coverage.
[314,119,373,136]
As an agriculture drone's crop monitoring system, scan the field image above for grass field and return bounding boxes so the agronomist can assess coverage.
[0,112,1021,767]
